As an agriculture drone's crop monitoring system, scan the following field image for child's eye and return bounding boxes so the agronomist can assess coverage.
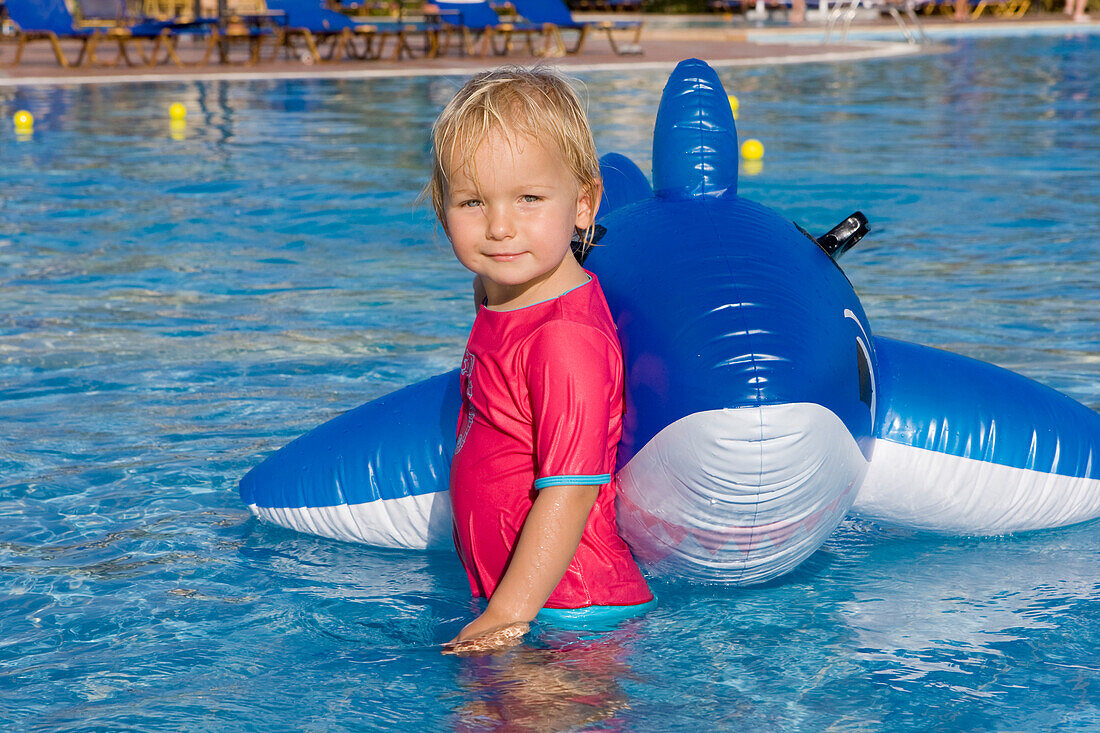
[521,195,541,203]
[459,199,482,208]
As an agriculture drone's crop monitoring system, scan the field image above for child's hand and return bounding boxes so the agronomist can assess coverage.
[441,621,529,656]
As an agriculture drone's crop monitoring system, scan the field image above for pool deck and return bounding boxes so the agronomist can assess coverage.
[0,13,1091,87]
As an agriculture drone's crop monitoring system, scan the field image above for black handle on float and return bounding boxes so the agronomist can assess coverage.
[816,211,869,260]
[571,223,607,266]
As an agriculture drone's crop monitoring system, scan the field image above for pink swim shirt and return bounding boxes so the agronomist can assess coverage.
[449,273,652,609]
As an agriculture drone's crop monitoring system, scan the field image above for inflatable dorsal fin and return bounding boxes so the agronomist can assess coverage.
[653,59,739,201]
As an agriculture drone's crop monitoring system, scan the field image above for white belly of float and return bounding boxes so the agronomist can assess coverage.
[616,402,868,584]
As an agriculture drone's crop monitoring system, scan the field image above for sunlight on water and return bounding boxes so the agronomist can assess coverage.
[2,33,1099,732]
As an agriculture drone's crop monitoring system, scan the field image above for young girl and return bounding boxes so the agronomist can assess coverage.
[428,67,653,654]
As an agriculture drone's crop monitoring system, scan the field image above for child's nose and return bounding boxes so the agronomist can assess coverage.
[485,206,515,240]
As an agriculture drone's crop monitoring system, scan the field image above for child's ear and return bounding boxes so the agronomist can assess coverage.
[574,181,602,229]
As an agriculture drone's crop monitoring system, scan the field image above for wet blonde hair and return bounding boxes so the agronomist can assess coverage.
[427,66,603,253]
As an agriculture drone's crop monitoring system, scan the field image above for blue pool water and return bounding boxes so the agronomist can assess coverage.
[3,34,1099,731]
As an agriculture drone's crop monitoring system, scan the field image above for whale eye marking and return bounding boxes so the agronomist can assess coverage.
[844,309,877,425]
[856,338,873,408]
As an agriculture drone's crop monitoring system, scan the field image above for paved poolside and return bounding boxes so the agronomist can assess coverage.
[0,13,1090,87]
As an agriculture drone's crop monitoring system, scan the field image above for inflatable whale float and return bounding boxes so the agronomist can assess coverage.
[240,59,1100,586]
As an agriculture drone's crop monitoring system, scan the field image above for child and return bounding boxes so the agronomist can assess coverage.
[428,67,653,654]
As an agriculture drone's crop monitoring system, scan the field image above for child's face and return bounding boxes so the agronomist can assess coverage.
[444,128,595,308]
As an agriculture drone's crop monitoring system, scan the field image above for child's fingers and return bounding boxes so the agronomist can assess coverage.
[442,622,529,656]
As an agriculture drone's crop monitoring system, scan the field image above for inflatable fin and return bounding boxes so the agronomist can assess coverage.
[652,58,739,200]
[816,211,869,260]
[239,370,460,549]
[855,337,1100,533]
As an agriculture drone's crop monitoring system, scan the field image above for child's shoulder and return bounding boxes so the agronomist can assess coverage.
[535,276,615,337]
[523,318,621,387]
[524,280,621,372]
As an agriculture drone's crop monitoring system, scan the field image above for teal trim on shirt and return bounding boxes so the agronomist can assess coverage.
[482,274,592,313]
[536,598,657,630]
[533,473,611,490]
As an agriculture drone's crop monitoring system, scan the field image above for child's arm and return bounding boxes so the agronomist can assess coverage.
[445,483,598,648]
[444,319,616,654]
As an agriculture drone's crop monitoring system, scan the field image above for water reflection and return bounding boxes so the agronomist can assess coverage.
[835,525,1100,689]
[451,628,640,732]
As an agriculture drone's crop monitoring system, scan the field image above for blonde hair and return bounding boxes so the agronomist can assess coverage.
[427,66,603,253]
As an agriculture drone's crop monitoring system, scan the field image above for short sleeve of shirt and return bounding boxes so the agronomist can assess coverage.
[526,320,619,490]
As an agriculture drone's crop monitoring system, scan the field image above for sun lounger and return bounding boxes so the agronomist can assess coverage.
[127,0,284,66]
[3,0,205,67]
[360,19,442,59]
[507,0,642,55]
[265,0,380,62]
[433,0,548,57]
[76,0,224,65]
[194,2,284,65]
[77,0,134,26]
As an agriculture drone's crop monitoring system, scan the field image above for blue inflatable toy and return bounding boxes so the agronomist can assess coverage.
[240,59,1100,586]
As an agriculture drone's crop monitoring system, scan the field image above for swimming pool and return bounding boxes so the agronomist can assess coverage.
[2,32,1098,731]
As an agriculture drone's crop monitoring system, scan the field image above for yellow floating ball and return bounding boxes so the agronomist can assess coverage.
[13,110,34,130]
[169,103,187,121]
[741,138,765,161]
[728,94,740,114]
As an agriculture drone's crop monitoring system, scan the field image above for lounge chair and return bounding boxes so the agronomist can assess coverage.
[508,0,642,55]
[3,0,197,67]
[76,0,221,65]
[434,0,548,57]
[361,19,442,59]
[317,1,443,59]
[193,1,286,65]
[265,0,380,62]
[368,3,446,59]
[77,0,135,26]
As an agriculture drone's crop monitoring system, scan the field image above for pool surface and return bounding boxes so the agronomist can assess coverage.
[3,33,1099,731]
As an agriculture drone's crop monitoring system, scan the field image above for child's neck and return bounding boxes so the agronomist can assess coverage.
[483,258,589,312]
